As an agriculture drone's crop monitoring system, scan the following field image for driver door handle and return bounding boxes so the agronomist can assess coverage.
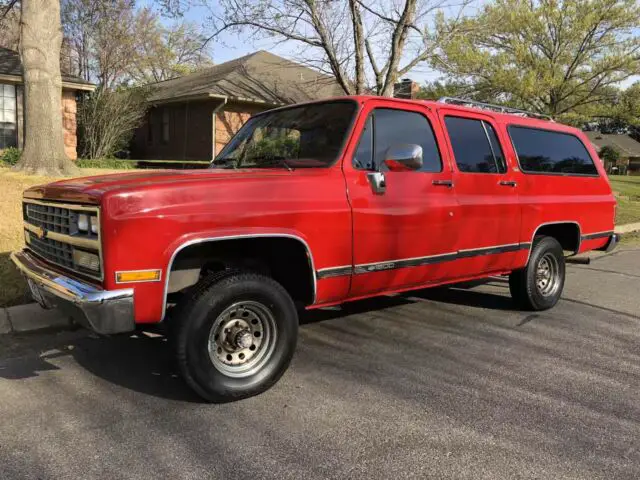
[432,179,453,187]
[499,180,517,187]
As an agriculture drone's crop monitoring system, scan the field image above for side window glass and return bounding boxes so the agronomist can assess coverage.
[373,109,442,172]
[509,126,598,175]
[444,116,505,174]
[353,115,373,170]
[484,122,506,173]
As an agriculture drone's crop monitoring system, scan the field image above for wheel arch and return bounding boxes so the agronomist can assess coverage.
[526,221,582,264]
[162,233,317,320]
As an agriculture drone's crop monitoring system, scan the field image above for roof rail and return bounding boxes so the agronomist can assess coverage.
[437,97,553,121]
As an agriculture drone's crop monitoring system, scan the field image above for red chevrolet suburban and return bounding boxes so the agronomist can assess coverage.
[12,96,618,402]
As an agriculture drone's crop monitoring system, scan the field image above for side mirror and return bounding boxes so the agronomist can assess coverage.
[383,144,423,171]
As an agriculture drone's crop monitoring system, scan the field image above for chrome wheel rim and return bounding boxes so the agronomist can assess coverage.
[208,301,277,378]
[535,253,560,297]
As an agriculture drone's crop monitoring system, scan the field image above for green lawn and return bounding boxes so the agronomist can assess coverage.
[0,168,124,307]
[616,197,640,225]
[609,175,640,200]
[610,175,640,225]
[620,230,640,246]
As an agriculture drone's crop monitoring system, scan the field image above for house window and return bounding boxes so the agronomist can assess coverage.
[0,84,17,149]
[162,109,170,143]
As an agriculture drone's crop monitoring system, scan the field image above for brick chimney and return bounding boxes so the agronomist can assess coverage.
[393,78,419,99]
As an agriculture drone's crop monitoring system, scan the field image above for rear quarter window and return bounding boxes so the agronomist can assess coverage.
[508,126,598,176]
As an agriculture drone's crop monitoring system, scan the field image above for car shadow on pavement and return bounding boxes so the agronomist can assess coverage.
[0,278,519,402]
[405,277,515,311]
[71,333,203,403]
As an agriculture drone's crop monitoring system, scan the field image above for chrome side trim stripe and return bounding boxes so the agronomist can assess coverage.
[581,230,614,241]
[316,265,353,280]
[457,242,522,259]
[354,251,459,274]
[316,230,610,280]
[317,243,530,279]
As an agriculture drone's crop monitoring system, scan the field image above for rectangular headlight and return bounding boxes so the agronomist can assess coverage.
[73,249,100,272]
[77,213,89,232]
[90,216,99,234]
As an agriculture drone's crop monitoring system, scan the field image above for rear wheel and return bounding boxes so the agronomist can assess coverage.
[171,271,298,402]
[509,236,565,311]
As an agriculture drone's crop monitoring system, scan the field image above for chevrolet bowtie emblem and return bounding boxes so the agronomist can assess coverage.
[33,226,46,240]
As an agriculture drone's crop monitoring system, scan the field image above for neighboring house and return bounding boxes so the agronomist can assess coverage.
[131,50,346,161]
[585,131,640,175]
[0,47,95,159]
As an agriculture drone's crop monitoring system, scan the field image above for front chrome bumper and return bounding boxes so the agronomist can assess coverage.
[10,250,135,334]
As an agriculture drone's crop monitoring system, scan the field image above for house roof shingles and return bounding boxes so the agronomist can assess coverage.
[585,131,640,158]
[147,50,344,105]
[0,46,94,88]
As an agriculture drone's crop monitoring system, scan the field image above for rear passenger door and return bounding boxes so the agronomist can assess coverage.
[438,109,522,274]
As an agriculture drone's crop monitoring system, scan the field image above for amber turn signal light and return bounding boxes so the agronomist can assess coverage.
[115,269,162,283]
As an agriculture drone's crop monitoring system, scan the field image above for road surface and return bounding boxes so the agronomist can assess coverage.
[0,248,638,479]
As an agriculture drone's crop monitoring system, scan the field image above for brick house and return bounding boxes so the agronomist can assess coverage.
[585,131,640,176]
[131,51,345,160]
[0,47,95,159]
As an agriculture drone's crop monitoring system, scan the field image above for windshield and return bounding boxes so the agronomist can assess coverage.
[212,100,357,169]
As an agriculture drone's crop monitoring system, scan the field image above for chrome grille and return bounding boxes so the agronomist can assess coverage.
[26,232,75,270]
[24,203,75,235]
[23,200,102,280]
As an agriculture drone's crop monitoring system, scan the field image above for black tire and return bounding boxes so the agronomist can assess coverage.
[509,236,565,311]
[172,271,298,403]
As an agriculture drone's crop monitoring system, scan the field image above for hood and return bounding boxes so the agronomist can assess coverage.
[22,169,290,204]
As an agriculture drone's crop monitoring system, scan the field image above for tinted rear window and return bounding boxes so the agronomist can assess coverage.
[509,126,598,175]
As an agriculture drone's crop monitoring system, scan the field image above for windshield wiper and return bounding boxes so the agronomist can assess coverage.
[247,156,294,172]
[211,157,238,169]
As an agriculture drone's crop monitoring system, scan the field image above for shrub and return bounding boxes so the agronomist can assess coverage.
[78,87,149,160]
[599,145,621,165]
[0,147,21,166]
[76,158,137,169]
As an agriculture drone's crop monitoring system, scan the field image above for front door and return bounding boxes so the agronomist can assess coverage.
[344,100,460,298]
[437,109,522,275]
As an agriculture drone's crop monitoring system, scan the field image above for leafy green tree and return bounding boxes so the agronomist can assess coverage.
[417,79,502,103]
[599,145,621,165]
[609,82,640,127]
[433,0,640,117]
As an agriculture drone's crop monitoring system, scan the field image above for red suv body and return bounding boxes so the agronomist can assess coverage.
[12,96,617,401]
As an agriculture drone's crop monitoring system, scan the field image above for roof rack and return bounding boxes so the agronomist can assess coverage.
[437,97,553,121]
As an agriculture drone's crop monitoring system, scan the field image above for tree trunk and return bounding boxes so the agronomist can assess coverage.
[14,0,80,176]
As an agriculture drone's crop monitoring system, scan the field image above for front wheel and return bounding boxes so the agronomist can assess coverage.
[509,236,565,311]
[172,271,298,402]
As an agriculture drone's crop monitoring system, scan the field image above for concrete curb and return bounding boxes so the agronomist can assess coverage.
[0,303,74,335]
[615,222,640,234]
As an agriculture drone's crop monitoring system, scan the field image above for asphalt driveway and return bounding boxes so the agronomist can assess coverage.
[0,248,638,479]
